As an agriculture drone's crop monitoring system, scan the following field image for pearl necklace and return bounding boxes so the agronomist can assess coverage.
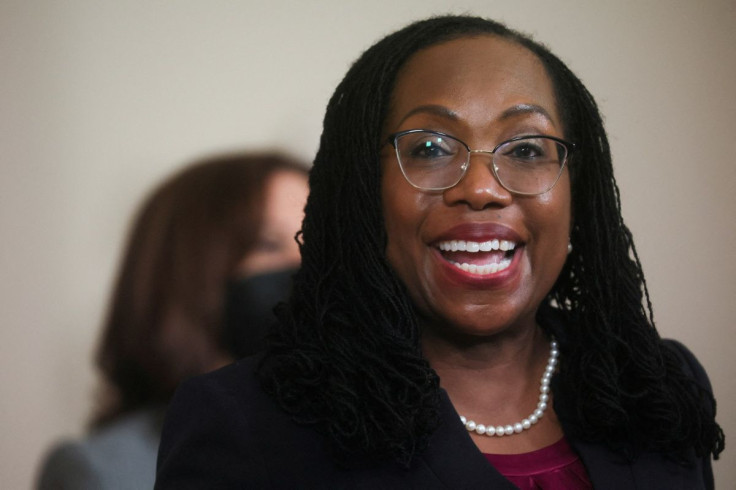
[459,339,558,437]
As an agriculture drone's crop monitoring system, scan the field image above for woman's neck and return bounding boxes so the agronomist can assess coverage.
[423,324,563,454]
[422,320,545,376]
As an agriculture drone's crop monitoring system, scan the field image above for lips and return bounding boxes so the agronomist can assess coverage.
[431,223,523,277]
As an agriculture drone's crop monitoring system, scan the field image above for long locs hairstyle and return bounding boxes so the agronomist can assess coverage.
[259,15,724,465]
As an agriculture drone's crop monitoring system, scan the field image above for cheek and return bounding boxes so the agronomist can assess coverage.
[382,185,412,268]
[539,171,571,223]
[556,175,573,234]
[381,188,436,317]
[528,177,572,264]
[534,196,571,234]
[381,166,428,277]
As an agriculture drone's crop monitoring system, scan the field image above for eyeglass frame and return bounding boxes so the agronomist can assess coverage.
[386,129,576,196]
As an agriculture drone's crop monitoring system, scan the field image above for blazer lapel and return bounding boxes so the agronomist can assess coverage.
[419,391,518,489]
[569,438,637,489]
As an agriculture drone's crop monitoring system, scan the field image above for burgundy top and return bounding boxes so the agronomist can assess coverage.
[484,437,592,489]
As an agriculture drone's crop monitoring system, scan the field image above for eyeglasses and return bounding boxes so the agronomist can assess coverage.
[387,130,575,195]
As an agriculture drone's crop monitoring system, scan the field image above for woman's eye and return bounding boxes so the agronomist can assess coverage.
[507,142,545,160]
[409,138,453,159]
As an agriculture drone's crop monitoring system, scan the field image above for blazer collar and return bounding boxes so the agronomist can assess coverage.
[419,390,517,489]
[421,390,639,490]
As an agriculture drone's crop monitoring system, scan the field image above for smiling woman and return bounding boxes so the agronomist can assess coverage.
[154,16,724,490]
[382,36,571,348]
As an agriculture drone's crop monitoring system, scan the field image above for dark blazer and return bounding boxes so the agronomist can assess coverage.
[155,341,714,489]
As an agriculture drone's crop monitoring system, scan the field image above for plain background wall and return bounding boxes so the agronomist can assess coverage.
[1,1,734,487]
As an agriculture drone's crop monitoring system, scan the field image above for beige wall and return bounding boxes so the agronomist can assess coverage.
[1,1,733,487]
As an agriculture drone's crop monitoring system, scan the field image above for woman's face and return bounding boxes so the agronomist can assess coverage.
[381,35,571,338]
[235,169,309,277]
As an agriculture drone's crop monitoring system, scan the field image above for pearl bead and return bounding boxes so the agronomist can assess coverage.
[459,337,558,438]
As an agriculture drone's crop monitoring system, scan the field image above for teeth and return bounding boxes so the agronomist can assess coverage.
[450,258,513,275]
[438,240,516,252]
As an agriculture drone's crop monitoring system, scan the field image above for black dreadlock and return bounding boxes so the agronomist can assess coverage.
[258,15,724,466]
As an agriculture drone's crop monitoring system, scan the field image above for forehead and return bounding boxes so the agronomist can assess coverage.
[386,35,560,133]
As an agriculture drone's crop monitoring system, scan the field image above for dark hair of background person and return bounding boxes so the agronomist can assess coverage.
[259,15,724,467]
[93,152,309,428]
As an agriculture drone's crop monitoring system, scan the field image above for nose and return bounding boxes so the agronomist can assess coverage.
[442,153,513,210]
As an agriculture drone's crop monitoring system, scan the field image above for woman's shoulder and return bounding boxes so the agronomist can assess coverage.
[37,439,102,489]
[155,354,300,488]
[37,408,161,489]
[661,339,713,392]
[157,355,273,454]
[166,355,268,417]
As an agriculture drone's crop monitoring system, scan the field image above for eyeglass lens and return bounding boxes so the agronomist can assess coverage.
[395,131,567,194]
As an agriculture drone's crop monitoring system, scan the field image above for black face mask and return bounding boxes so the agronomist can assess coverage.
[222,267,297,359]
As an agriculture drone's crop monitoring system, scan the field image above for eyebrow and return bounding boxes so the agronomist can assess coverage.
[396,105,459,126]
[396,103,555,127]
[498,104,554,123]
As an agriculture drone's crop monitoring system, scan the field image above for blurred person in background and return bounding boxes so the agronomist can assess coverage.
[36,151,310,489]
